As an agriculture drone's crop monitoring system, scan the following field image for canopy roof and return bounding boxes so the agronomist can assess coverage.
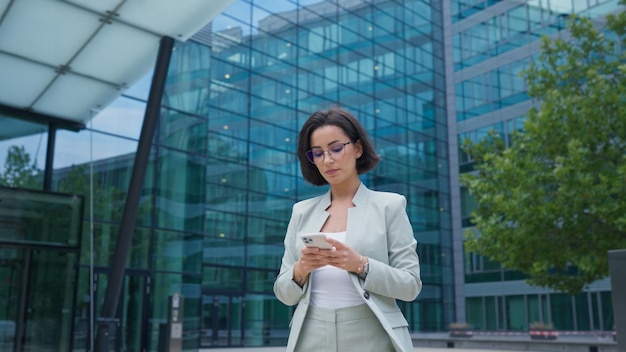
[0,0,232,133]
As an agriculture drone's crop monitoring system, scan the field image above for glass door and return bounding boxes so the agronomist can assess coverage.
[201,295,243,347]
[0,187,83,351]
[0,247,78,352]
[93,270,150,352]
[0,247,22,352]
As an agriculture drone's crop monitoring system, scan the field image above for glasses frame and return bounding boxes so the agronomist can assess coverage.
[306,141,351,164]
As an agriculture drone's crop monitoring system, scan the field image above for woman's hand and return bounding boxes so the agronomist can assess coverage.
[294,238,366,287]
[298,245,333,275]
[293,245,332,286]
[314,238,365,274]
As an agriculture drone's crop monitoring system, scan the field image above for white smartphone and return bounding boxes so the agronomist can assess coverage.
[299,232,333,249]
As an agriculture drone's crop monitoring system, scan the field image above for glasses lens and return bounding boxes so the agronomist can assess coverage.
[305,150,316,163]
[329,143,345,156]
[306,142,349,164]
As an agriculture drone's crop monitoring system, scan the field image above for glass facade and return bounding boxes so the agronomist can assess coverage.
[177,0,452,341]
[453,0,617,333]
[1,0,451,350]
[0,0,621,350]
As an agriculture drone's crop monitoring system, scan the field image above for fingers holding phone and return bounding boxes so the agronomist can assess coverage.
[298,233,334,273]
[300,232,334,250]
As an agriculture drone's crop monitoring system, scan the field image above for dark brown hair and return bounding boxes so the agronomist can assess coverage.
[297,107,380,186]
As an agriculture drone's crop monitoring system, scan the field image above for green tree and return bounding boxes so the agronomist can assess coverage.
[461,6,626,294]
[0,145,42,188]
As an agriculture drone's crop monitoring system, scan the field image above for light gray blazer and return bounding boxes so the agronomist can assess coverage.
[273,183,422,352]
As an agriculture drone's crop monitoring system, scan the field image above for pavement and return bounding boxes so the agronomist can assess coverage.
[198,331,618,352]
[199,348,540,352]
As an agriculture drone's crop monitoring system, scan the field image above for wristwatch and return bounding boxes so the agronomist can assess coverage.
[358,261,369,280]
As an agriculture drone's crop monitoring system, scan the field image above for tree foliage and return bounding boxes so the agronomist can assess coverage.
[461,6,626,295]
[0,145,42,188]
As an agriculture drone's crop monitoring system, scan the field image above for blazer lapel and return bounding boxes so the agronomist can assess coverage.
[304,189,331,233]
[346,183,369,252]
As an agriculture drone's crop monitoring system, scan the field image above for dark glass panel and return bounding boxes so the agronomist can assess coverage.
[203,236,245,267]
[153,230,203,273]
[551,293,574,330]
[485,296,498,330]
[203,266,243,291]
[600,291,614,331]
[156,148,206,233]
[246,269,276,292]
[159,109,208,153]
[574,293,591,330]
[0,187,82,247]
[506,295,526,330]
[466,297,485,330]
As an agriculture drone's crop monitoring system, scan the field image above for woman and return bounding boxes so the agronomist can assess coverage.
[273,107,422,352]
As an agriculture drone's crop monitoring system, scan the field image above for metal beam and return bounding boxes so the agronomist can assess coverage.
[43,123,56,191]
[0,103,85,132]
[94,35,174,352]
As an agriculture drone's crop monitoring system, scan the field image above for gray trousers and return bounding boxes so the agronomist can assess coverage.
[295,304,395,352]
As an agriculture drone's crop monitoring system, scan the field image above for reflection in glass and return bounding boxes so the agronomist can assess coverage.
[90,97,145,139]
[0,191,81,350]
[0,117,47,190]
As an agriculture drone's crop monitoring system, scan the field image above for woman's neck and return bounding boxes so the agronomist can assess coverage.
[330,179,361,202]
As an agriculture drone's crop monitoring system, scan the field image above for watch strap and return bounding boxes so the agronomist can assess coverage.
[358,260,369,280]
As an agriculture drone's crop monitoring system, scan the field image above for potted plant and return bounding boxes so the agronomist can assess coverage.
[529,321,558,340]
[449,322,473,338]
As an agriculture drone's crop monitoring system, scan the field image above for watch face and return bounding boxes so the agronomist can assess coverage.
[358,262,369,280]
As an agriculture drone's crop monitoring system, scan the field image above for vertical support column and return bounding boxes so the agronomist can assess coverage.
[95,35,174,352]
[439,0,466,326]
[608,249,626,350]
[43,122,56,191]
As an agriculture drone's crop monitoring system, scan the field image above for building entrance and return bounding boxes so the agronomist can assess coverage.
[0,246,78,352]
[91,269,150,352]
[201,294,243,347]
[0,187,83,351]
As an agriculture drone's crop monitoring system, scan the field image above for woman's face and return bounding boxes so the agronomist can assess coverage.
[309,125,362,186]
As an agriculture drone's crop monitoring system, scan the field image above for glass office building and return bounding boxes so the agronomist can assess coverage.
[452,0,618,332]
[0,0,620,350]
[1,0,450,350]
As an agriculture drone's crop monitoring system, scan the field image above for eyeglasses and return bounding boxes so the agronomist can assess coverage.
[306,142,351,164]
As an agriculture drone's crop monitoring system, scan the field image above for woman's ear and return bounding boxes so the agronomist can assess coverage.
[354,140,363,158]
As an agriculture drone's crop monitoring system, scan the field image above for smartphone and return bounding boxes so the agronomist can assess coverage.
[299,232,333,249]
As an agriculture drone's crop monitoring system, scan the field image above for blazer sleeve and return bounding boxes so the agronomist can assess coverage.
[273,205,308,306]
[362,195,422,302]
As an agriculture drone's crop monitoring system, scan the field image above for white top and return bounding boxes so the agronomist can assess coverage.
[309,231,365,308]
